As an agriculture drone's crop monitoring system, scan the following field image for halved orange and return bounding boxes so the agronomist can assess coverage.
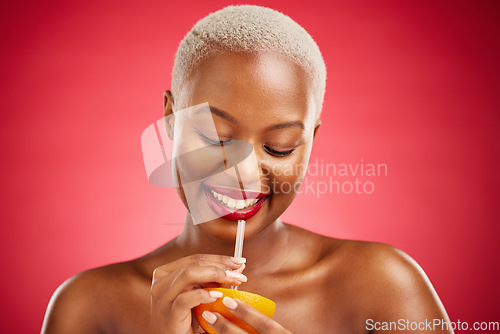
[193,288,276,334]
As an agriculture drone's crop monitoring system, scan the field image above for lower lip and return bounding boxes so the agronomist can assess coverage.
[203,186,268,222]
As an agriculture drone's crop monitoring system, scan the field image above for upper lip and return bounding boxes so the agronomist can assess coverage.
[206,184,269,200]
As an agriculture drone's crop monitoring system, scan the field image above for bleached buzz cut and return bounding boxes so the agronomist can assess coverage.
[171,5,327,118]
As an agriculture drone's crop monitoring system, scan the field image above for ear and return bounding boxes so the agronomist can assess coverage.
[313,120,321,140]
[163,90,175,140]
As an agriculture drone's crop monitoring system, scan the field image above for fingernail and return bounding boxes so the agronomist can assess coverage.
[236,263,246,274]
[232,257,246,264]
[209,290,223,299]
[222,296,238,310]
[202,310,217,324]
[225,270,248,282]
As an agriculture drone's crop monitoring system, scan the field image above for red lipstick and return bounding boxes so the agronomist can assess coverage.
[203,185,269,221]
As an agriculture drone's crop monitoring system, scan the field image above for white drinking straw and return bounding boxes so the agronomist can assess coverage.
[233,219,246,290]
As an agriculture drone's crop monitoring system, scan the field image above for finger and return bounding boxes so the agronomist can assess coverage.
[185,254,247,271]
[165,265,247,303]
[223,297,286,333]
[151,266,184,310]
[170,289,224,322]
[236,263,246,274]
[171,265,247,290]
[153,254,246,282]
[152,255,246,298]
[202,311,247,334]
[153,263,230,295]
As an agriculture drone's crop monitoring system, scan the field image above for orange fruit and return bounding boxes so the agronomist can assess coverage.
[193,288,276,334]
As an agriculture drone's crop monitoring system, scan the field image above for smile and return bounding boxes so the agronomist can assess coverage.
[210,189,260,210]
[203,185,269,221]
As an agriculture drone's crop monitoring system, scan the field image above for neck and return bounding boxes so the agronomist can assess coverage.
[174,213,291,275]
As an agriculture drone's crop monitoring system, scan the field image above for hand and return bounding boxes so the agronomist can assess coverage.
[202,297,291,333]
[149,254,248,334]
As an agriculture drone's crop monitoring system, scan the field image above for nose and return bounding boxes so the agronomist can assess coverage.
[223,140,264,193]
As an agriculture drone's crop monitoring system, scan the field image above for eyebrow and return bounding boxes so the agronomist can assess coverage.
[266,120,305,131]
[194,105,237,123]
[197,105,304,130]
[205,106,238,123]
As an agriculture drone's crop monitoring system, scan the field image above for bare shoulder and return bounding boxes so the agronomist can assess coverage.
[333,240,429,281]
[274,225,442,305]
[324,240,436,298]
[321,239,451,331]
[42,260,151,334]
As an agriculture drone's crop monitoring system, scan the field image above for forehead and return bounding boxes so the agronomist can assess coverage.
[176,52,317,127]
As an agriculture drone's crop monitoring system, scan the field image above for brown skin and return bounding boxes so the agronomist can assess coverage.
[42,52,452,334]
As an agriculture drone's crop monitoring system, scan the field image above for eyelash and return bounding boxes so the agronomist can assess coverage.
[196,130,295,157]
[196,130,231,146]
[264,145,296,157]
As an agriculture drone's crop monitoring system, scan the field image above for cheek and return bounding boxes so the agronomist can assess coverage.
[175,147,223,182]
[173,131,226,183]
[263,147,311,196]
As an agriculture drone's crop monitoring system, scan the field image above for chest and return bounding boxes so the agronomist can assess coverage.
[238,272,369,333]
[104,271,369,333]
[102,280,151,334]
[269,292,367,333]
[107,293,367,334]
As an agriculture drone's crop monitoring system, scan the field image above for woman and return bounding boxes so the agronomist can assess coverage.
[42,5,452,334]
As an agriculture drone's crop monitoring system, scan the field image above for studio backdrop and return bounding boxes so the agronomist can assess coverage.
[0,0,499,332]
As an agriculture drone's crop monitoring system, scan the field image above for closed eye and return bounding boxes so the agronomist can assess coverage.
[264,145,295,157]
[196,129,231,146]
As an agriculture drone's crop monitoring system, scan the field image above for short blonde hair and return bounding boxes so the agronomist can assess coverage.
[171,5,327,118]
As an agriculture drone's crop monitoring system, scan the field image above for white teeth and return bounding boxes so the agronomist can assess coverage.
[235,200,245,209]
[210,189,260,210]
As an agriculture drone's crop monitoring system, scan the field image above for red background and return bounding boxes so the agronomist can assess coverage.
[1,0,499,332]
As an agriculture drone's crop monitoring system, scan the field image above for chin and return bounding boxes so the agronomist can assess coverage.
[197,220,241,243]
[195,211,275,243]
